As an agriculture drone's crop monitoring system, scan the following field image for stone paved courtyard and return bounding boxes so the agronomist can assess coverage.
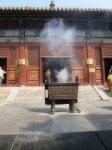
[0,85,112,150]
[0,85,112,134]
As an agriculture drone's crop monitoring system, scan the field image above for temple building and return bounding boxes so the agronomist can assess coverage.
[0,1,112,86]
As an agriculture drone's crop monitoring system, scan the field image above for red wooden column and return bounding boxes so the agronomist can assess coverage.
[86,44,95,85]
[40,46,42,86]
[17,43,26,86]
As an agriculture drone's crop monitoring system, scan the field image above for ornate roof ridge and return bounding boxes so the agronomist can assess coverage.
[0,7,112,12]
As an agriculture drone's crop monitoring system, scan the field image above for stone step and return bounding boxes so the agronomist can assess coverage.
[78,95,101,99]
[0,85,103,102]
[78,86,102,100]
[78,91,98,95]
[78,96,101,99]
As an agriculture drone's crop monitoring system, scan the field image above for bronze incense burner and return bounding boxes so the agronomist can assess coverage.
[45,82,80,115]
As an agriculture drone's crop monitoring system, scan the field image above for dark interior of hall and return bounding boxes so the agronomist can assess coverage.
[0,58,7,84]
[104,58,112,81]
[43,58,71,82]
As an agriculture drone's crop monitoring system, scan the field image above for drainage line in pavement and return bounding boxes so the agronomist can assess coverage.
[95,131,108,150]
[10,134,18,150]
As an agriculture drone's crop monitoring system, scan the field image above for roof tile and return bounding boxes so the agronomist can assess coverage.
[0,6,112,13]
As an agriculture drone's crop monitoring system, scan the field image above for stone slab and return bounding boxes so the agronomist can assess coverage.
[8,132,106,150]
[96,130,112,150]
[5,89,19,102]
[0,135,17,150]
[93,86,112,100]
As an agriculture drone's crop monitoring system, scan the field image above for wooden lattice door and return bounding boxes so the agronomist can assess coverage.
[94,46,102,84]
[0,46,17,86]
[72,46,86,84]
[8,46,17,85]
[26,46,40,85]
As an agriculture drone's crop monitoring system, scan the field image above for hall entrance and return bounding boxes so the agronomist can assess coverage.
[43,58,71,83]
[0,58,7,84]
[104,58,112,82]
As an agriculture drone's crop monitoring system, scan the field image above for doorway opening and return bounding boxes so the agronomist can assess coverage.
[104,58,112,82]
[0,58,7,84]
[43,58,71,82]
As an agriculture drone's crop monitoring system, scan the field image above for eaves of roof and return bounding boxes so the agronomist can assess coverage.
[0,6,112,13]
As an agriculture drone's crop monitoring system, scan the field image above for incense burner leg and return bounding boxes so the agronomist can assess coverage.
[69,104,71,112]
[70,100,75,113]
[51,101,55,115]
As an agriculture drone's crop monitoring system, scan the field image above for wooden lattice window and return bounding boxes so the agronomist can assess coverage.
[9,46,17,66]
[94,46,101,66]
[27,46,40,67]
[72,46,84,66]
[102,46,112,57]
[41,46,71,57]
[0,46,7,56]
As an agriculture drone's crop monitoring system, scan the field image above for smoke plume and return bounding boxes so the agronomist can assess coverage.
[40,19,76,82]
[55,67,69,82]
[40,19,75,46]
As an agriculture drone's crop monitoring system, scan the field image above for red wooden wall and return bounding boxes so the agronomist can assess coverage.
[0,42,111,86]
